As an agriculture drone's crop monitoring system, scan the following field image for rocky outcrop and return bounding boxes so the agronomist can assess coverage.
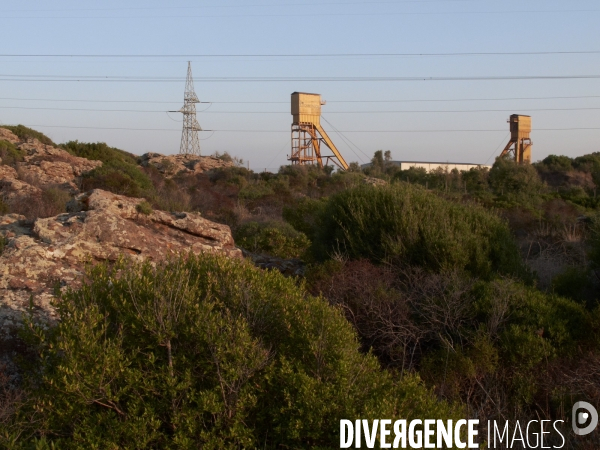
[0,165,41,202]
[139,152,236,177]
[17,139,102,192]
[0,189,242,331]
[0,128,19,144]
[363,177,388,187]
[0,128,102,200]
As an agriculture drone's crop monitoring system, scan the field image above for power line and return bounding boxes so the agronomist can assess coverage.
[3,106,600,113]
[485,133,510,165]
[2,75,600,83]
[0,1,569,13]
[3,9,600,19]
[2,51,600,58]
[2,95,600,104]
[17,125,600,132]
[322,116,370,163]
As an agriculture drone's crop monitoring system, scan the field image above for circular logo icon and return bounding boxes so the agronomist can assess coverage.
[572,401,598,436]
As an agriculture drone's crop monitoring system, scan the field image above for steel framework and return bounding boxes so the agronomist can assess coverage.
[500,114,532,164]
[289,92,348,170]
[178,62,202,155]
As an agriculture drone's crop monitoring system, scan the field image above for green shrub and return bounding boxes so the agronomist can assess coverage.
[40,187,70,216]
[282,197,327,241]
[1,125,55,146]
[0,198,8,215]
[278,164,324,191]
[310,258,594,421]
[536,154,574,173]
[62,141,154,198]
[313,183,528,279]
[81,168,146,198]
[0,235,7,255]
[234,221,310,259]
[6,254,460,448]
[551,268,596,308]
[489,157,546,199]
[0,139,24,167]
[392,166,428,186]
[588,213,600,269]
[135,201,153,215]
[461,166,490,194]
[573,152,600,185]
[61,140,137,166]
[238,181,274,200]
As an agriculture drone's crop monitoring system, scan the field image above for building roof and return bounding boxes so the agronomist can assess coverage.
[361,160,490,168]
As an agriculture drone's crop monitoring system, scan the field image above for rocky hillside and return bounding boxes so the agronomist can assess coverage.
[0,127,246,381]
[139,152,235,177]
[0,128,102,204]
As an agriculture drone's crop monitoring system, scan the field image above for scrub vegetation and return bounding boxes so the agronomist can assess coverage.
[1,127,600,448]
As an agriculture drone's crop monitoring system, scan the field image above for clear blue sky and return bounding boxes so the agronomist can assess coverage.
[1,0,599,170]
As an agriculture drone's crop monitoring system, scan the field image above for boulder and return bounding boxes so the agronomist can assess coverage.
[0,133,102,202]
[16,138,102,191]
[362,176,388,187]
[0,189,242,330]
[0,165,41,202]
[0,128,20,144]
[140,152,235,177]
[0,156,41,204]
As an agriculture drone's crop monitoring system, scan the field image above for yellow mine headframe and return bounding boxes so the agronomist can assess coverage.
[500,114,532,164]
[289,92,349,170]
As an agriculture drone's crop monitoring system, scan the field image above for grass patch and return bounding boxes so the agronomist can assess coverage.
[136,201,153,215]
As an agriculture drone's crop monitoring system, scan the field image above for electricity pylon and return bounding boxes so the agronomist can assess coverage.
[178,62,202,155]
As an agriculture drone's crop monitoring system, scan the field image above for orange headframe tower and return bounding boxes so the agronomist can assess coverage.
[289,92,349,170]
[500,114,532,164]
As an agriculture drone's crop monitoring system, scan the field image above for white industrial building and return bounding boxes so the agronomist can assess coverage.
[361,161,491,172]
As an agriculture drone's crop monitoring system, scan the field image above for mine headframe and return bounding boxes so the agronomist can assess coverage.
[500,114,532,164]
[289,92,349,171]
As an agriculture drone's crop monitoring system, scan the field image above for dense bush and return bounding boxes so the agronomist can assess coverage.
[40,187,71,216]
[4,254,460,448]
[238,181,275,200]
[4,186,71,219]
[313,183,528,280]
[588,213,600,270]
[489,157,546,199]
[0,235,7,255]
[573,152,600,185]
[551,267,596,307]
[282,197,327,241]
[61,140,138,166]
[0,140,24,167]
[0,197,8,215]
[135,200,153,215]
[61,141,154,198]
[1,125,55,146]
[234,220,310,258]
[536,154,574,173]
[308,259,594,431]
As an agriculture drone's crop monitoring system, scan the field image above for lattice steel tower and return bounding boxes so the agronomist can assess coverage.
[178,62,202,155]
